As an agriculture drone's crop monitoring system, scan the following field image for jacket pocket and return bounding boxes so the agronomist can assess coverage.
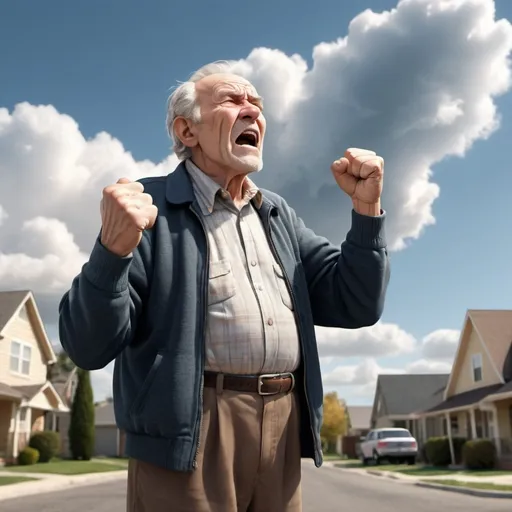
[273,264,294,310]
[208,259,236,306]
[129,352,163,417]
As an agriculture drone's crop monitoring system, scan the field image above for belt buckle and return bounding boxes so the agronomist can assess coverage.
[257,372,295,396]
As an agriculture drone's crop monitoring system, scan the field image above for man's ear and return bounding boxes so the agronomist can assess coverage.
[173,116,198,148]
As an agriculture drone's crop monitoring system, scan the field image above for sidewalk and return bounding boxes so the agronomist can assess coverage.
[329,462,512,499]
[0,469,127,502]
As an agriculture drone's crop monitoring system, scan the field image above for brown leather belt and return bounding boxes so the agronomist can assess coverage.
[204,371,296,396]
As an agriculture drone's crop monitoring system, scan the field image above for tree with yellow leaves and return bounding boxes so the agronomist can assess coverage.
[321,391,349,452]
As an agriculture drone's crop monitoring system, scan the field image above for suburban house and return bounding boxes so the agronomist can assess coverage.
[418,310,512,468]
[0,290,69,463]
[347,405,372,437]
[49,365,78,457]
[370,373,449,447]
[94,399,125,458]
[337,405,372,458]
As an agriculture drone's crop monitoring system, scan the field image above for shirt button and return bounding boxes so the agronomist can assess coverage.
[251,261,257,267]
[267,318,274,326]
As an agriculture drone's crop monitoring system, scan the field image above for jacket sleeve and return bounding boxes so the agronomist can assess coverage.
[58,234,152,370]
[294,208,390,329]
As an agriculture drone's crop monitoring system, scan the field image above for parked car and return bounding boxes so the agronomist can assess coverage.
[359,427,418,465]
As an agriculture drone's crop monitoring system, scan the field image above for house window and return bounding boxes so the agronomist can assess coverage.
[472,353,483,382]
[10,340,32,376]
[450,416,459,432]
[19,408,27,432]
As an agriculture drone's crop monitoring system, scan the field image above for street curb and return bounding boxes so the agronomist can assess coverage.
[0,470,127,502]
[415,481,512,499]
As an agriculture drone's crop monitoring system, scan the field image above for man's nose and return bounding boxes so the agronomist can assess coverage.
[239,102,261,121]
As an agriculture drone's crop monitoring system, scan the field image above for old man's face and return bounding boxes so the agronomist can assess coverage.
[193,73,266,175]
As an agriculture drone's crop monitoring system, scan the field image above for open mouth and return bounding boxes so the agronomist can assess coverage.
[235,129,259,148]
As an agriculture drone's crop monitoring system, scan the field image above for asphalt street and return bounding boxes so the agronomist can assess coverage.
[2,462,510,512]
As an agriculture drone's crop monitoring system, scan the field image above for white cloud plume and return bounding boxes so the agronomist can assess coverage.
[0,0,510,400]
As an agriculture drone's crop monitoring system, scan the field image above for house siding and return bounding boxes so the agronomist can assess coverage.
[0,316,47,387]
[452,326,501,396]
[496,398,512,439]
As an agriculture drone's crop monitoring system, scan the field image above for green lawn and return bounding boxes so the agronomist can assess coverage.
[0,475,38,486]
[2,458,128,475]
[424,479,512,492]
[335,462,509,477]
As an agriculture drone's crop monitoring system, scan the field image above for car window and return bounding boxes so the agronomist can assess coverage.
[379,430,411,438]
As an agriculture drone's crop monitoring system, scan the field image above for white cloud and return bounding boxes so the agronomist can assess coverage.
[421,329,460,360]
[316,322,416,358]
[406,358,453,374]
[0,0,510,401]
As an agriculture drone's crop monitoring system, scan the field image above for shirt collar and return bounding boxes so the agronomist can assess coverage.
[185,158,263,215]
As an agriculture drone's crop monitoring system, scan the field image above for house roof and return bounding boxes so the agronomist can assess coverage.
[95,401,116,426]
[425,383,503,413]
[0,290,56,364]
[12,384,46,399]
[373,374,450,417]
[0,382,24,400]
[347,406,372,430]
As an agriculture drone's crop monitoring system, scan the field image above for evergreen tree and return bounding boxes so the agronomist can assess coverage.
[68,368,95,460]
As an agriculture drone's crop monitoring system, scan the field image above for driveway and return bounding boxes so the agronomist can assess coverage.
[1,461,510,511]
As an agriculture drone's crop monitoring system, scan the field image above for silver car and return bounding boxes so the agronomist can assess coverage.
[360,427,418,465]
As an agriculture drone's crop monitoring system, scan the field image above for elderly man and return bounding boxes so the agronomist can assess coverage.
[59,60,390,512]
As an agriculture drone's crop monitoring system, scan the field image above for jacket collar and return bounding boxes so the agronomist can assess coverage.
[165,161,276,212]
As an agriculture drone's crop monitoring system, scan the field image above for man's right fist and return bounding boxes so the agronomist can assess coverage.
[100,178,158,257]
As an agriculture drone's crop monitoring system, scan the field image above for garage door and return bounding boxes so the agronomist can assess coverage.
[94,426,118,457]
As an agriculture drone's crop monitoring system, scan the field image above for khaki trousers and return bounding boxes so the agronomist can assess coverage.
[127,385,302,512]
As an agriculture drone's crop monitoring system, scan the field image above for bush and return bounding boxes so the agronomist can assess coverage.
[424,436,466,466]
[463,439,497,469]
[17,447,39,465]
[28,431,61,463]
[68,369,95,460]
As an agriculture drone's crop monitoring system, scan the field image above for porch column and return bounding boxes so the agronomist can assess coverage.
[25,407,32,435]
[11,403,21,459]
[445,412,455,465]
[470,408,477,439]
[492,405,501,456]
[51,412,57,431]
[421,417,427,444]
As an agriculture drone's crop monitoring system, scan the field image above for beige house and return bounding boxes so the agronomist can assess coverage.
[0,290,69,463]
[419,310,512,468]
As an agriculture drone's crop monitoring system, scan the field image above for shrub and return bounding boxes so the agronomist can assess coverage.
[28,431,61,463]
[17,447,39,465]
[424,436,467,466]
[424,437,451,466]
[68,369,95,460]
[463,439,497,469]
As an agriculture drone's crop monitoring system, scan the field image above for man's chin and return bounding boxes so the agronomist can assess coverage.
[232,154,263,174]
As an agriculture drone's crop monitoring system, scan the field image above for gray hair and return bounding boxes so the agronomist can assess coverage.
[166,60,240,160]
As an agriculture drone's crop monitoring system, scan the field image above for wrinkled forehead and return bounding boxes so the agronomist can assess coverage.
[195,73,259,102]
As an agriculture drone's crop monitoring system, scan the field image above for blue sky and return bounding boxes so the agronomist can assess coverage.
[1,0,511,402]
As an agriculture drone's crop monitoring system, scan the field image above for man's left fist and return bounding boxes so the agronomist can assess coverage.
[331,148,384,216]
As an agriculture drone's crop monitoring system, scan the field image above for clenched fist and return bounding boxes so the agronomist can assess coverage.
[331,148,384,217]
[100,178,158,257]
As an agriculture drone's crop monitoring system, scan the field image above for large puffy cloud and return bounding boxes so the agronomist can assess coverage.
[0,0,510,400]
[316,322,416,358]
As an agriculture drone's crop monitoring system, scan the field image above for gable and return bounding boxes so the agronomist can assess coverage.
[446,317,503,398]
[0,291,55,365]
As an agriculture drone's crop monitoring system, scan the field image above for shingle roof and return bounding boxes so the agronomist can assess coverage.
[12,384,46,400]
[0,382,24,400]
[347,406,372,430]
[95,401,116,426]
[377,374,450,416]
[0,290,29,332]
[425,383,503,413]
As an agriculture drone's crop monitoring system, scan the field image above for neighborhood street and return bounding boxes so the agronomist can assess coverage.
[1,462,510,512]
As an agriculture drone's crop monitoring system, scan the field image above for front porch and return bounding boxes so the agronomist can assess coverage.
[0,382,69,462]
[419,386,512,467]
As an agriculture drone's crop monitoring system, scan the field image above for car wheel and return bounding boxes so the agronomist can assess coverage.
[360,455,368,466]
[372,450,380,465]
[407,456,416,465]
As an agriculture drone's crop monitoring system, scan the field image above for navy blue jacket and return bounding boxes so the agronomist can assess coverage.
[58,162,390,471]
